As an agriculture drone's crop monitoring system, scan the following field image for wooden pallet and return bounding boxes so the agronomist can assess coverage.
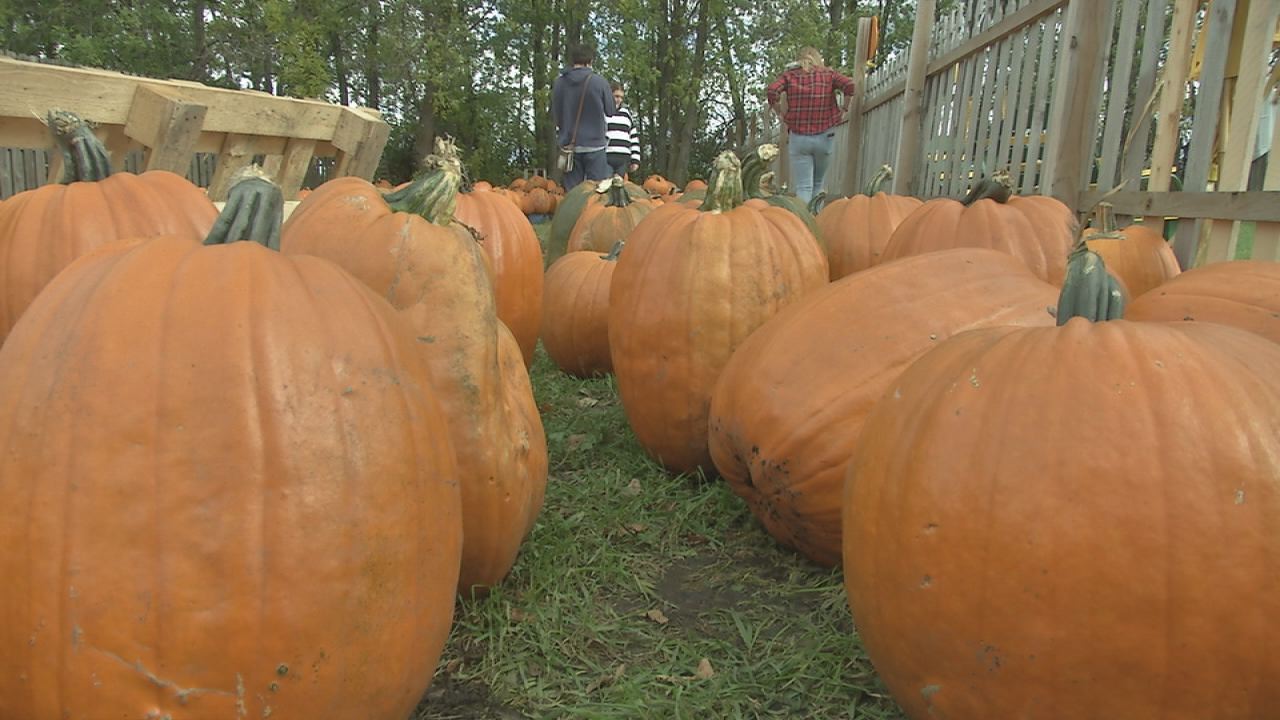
[0,55,389,200]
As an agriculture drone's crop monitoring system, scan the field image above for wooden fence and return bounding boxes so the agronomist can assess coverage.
[0,54,387,201]
[757,0,1280,265]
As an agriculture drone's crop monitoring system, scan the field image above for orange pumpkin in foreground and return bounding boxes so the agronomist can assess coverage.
[542,242,624,377]
[0,176,461,719]
[843,250,1280,718]
[282,140,547,594]
[609,151,828,474]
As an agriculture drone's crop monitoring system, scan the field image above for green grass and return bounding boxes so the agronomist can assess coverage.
[415,222,904,719]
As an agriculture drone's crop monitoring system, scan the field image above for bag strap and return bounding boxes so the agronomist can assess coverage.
[568,70,591,147]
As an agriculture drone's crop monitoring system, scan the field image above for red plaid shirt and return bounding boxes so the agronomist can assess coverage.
[767,67,857,135]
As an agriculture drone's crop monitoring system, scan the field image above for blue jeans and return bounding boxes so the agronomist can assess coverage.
[564,149,612,191]
[787,130,836,203]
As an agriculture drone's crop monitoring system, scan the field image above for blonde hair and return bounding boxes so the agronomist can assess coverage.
[797,47,824,71]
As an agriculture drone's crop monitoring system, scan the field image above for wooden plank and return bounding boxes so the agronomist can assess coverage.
[1043,0,1115,209]
[984,36,1017,176]
[865,0,1071,112]
[1007,22,1042,188]
[0,149,12,198]
[347,109,390,180]
[922,66,948,196]
[273,137,317,198]
[840,17,875,196]
[0,55,346,141]
[1122,0,1171,190]
[893,0,937,195]
[1257,103,1280,260]
[1172,0,1236,267]
[1147,0,1198,194]
[124,84,208,174]
[1077,190,1280,222]
[1096,0,1143,190]
[996,26,1028,176]
[1202,0,1280,263]
[1022,11,1061,194]
[206,133,258,202]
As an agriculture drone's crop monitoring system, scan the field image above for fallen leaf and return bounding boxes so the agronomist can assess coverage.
[443,658,462,674]
[645,609,669,625]
[623,522,648,533]
[584,663,626,693]
[508,607,531,623]
[576,396,600,408]
[695,657,715,680]
[566,434,588,451]
[683,532,709,545]
[623,478,643,496]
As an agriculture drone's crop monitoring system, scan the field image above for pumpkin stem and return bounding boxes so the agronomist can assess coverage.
[603,176,632,207]
[807,191,828,215]
[959,169,1013,206]
[739,144,778,199]
[204,165,284,250]
[602,239,625,261]
[383,136,463,225]
[47,110,113,183]
[1054,245,1126,325]
[863,164,894,196]
[1085,201,1123,239]
[699,151,746,213]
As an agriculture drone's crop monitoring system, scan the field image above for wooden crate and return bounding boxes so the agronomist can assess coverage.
[0,55,389,200]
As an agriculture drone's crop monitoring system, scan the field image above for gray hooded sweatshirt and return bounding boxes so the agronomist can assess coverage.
[552,66,615,152]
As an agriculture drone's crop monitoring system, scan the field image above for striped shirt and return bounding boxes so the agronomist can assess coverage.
[606,106,640,163]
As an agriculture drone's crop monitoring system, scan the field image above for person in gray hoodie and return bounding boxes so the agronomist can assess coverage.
[552,43,615,190]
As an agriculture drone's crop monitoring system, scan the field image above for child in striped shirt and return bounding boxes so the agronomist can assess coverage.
[606,81,641,178]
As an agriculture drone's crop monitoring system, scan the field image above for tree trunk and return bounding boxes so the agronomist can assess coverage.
[414,84,437,169]
[670,0,709,184]
[827,0,845,69]
[191,0,207,81]
[331,32,350,107]
[365,0,381,109]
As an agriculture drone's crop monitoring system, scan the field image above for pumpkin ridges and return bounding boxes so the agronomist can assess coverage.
[843,318,1280,717]
[541,249,618,376]
[0,235,461,720]
[1125,259,1280,344]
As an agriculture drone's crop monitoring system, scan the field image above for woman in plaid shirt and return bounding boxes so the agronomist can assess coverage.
[766,47,857,202]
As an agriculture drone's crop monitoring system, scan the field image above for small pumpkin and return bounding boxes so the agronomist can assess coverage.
[567,176,657,254]
[816,165,923,279]
[1080,202,1180,297]
[545,178,649,266]
[542,242,624,377]
[879,172,1077,284]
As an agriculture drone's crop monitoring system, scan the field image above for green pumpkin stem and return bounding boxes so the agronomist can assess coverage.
[48,110,113,183]
[204,165,284,250]
[738,144,778,200]
[1086,202,1123,239]
[863,164,894,196]
[383,136,463,225]
[603,176,631,207]
[1055,245,1126,325]
[699,151,746,213]
[602,239,625,261]
[959,169,1013,206]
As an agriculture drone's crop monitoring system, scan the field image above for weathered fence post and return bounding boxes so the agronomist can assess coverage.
[840,16,877,196]
[1043,0,1114,212]
[892,0,936,196]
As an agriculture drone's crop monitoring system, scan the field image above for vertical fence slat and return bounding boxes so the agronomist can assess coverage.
[1123,0,1172,191]
[1022,12,1062,194]
[1172,0,1237,267]
[1008,23,1042,188]
[1096,0,1143,192]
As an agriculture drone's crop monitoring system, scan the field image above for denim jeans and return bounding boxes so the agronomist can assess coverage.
[787,130,836,203]
[564,149,612,191]
[606,153,631,177]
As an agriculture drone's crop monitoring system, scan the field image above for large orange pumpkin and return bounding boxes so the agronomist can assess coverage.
[842,250,1280,718]
[816,165,923,279]
[0,179,461,719]
[1126,259,1280,345]
[542,242,624,377]
[567,177,656,254]
[1081,202,1180,297]
[0,110,216,342]
[609,151,828,474]
[281,139,547,594]
[879,173,1077,284]
[708,248,1059,566]
[455,186,545,367]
